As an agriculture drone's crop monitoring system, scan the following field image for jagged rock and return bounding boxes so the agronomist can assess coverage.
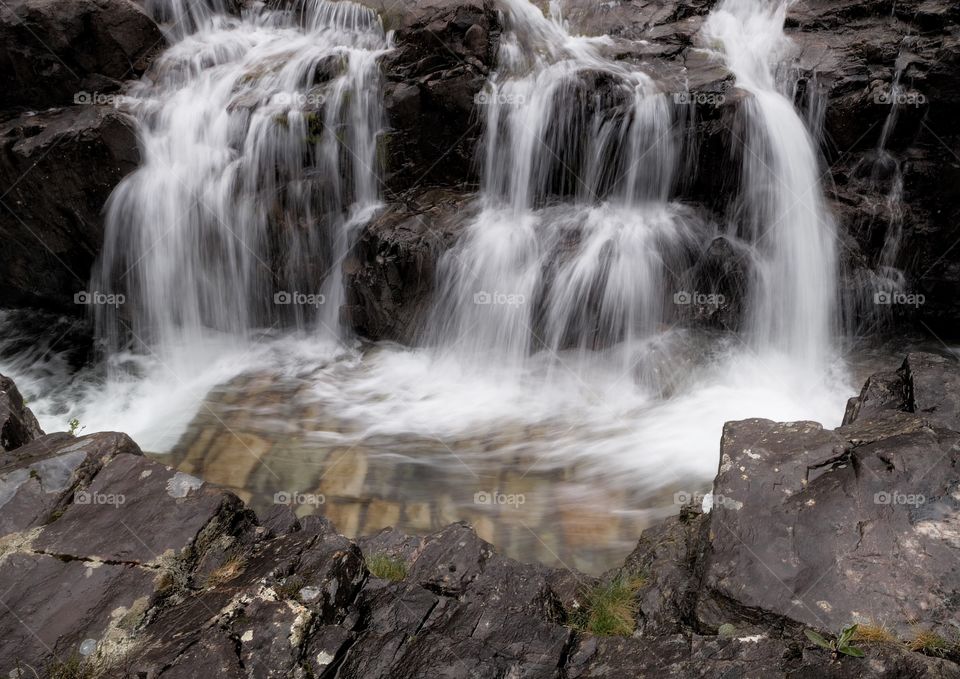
[343,188,471,342]
[0,372,42,451]
[698,412,960,638]
[0,105,139,312]
[844,351,960,430]
[0,551,157,671]
[0,0,163,111]
[357,0,501,192]
[0,431,139,535]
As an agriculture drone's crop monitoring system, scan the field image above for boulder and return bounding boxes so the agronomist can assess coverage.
[0,372,42,451]
[0,105,139,312]
[0,0,163,111]
[358,0,501,192]
[343,188,471,342]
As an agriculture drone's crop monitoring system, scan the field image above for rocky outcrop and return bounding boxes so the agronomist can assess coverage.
[0,373,42,451]
[343,188,472,342]
[0,105,140,311]
[0,0,164,112]
[3,358,960,676]
[360,0,501,194]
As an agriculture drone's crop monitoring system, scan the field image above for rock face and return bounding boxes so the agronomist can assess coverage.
[3,363,960,677]
[0,372,42,451]
[0,0,163,111]
[360,0,501,194]
[0,105,140,311]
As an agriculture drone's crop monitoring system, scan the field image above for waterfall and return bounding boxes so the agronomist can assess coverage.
[429,0,698,375]
[702,0,838,368]
[95,0,389,356]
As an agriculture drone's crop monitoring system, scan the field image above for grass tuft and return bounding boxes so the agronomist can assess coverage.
[204,555,247,588]
[365,553,409,582]
[908,628,952,657]
[853,622,898,644]
[571,574,646,637]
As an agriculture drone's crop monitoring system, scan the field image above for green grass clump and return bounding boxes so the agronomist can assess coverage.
[365,553,408,582]
[571,574,645,637]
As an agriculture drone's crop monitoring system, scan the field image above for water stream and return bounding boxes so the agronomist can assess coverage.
[0,0,869,572]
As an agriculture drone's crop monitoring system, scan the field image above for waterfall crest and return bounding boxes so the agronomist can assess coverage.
[95,0,390,355]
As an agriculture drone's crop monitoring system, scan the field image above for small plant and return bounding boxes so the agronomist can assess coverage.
[908,628,952,657]
[571,573,645,637]
[853,621,898,643]
[274,574,305,600]
[44,653,98,679]
[68,418,84,436]
[204,555,247,588]
[365,553,408,582]
[805,623,866,659]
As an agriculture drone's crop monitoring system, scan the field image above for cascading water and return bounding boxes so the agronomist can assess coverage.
[430,0,700,376]
[1,0,865,572]
[96,0,389,356]
[702,0,838,369]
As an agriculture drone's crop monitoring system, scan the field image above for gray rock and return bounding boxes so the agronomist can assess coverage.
[0,373,42,451]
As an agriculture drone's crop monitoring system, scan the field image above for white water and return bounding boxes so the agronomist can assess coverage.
[96,0,389,355]
[0,0,859,566]
[703,0,838,369]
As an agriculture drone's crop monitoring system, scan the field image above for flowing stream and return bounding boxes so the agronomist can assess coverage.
[0,0,868,572]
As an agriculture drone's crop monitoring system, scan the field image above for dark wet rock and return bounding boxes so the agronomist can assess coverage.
[698,413,960,638]
[0,372,42,451]
[357,0,501,192]
[34,452,252,565]
[0,551,157,671]
[621,507,709,636]
[0,0,164,111]
[0,105,140,312]
[343,188,472,342]
[844,351,960,430]
[407,521,495,596]
[0,431,139,536]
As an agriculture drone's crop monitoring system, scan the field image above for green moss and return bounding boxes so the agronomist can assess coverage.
[571,574,646,637]
[365,553,408,582]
